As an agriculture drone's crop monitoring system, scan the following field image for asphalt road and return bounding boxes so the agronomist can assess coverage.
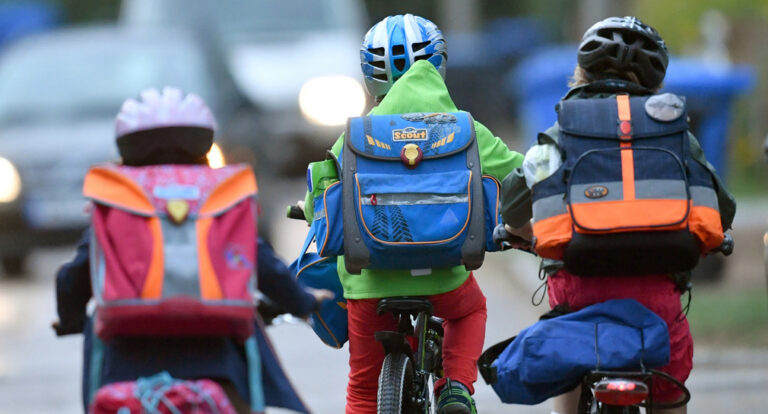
[1,177,766,413]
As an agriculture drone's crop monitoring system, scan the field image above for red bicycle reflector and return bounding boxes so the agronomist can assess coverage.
[594,379,648,406]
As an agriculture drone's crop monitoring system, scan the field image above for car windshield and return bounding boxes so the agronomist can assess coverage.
[0,34,213,124]
[125,0,339,41]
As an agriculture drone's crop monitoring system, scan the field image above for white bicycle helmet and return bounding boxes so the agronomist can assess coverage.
[115,87,216,165]
[360,14,447,99]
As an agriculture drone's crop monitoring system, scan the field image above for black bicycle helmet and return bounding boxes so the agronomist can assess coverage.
[577,16,668,89]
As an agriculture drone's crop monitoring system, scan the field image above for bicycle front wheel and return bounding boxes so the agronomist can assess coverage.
[377,353,416,414]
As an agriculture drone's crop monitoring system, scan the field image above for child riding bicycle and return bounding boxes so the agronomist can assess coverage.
[54,87,331,414]
[301,14,524,414]
[501,16,737,414]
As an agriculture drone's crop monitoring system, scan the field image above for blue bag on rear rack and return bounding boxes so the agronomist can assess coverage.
[477,299,670,405]
[340,112,503,274]
[289,220,347,349]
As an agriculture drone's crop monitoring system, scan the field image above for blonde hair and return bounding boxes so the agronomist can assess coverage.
[569,65,661,92]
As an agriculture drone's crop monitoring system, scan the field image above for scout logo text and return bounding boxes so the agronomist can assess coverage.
[393,127,428,141]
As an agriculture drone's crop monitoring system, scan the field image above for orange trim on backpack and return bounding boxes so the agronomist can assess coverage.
[689,205,724,252]
[197,217,223,300]
[532,213,572,260]
[200,167,258,217]
[616,95,636,201]
[83,167,155,215]
[140,217,164,299]
[571,199,689,233]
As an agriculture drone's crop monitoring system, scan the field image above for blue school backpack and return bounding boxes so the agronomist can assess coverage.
[335,112,502,274]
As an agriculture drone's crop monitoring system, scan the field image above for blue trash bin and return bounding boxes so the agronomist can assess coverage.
[509,45,755,178]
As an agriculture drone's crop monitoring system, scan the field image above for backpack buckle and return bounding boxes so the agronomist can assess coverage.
[167,199,190,224]
[400,143,423,169]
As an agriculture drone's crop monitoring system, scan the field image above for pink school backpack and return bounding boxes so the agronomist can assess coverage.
[84,163,258,341]
[90,372,237,414]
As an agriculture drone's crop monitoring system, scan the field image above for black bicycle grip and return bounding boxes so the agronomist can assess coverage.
[492,224,535,254]
[286,205,305,220]
[716,233,734,256]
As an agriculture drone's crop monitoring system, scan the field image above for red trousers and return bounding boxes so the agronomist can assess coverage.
[547,270,694,403]
[345,275,487,414]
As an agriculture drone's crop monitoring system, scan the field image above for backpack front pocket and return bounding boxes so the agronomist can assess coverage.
[355,170,472,244]
[568,147,690,233]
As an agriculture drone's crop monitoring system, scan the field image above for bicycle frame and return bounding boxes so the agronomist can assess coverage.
[375,298,444,414]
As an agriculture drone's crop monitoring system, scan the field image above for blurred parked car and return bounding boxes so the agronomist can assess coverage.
[0,25,252,275]
[120,0,370,173]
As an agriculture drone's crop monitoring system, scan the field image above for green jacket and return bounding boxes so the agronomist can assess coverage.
[501,82,737,233]
[306,60,523,299]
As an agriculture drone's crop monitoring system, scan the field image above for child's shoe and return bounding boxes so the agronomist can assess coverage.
[436,379,477,414]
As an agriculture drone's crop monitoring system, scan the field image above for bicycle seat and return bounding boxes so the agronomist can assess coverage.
[377,297,433,316]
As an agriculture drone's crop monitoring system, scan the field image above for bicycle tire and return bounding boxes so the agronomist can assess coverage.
[377,353,415,414]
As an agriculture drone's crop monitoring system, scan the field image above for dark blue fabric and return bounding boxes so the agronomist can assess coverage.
[557,96,688,139]
[490,299,670,405]
[57,229,314,413]
[315,182,344,257]
[357,170,470,195]
[482,176,504,252]
[291,222,347,348]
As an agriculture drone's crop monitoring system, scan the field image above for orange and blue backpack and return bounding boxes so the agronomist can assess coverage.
[83,164,258,340]
[531,93,723,276]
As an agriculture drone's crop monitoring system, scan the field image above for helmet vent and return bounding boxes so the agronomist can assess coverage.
[414,53,432,62]
[649,57,665,72]
[394,58,406,71]
[596,28,614,39]
[412,41,430,52]
[373,73,388,81]
[368,47,385,56]
[581,41,601,52]
[392,45,405,56]
[370,60,386,69]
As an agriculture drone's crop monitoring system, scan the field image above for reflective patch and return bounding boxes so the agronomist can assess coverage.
[645,93,685,122]
[533,193,568,221]
[359,193,468,205]
[691,185,719,209]
[153,184,201,200]
[400,112,457,124]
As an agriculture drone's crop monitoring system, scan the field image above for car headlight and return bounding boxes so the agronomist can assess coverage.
[206,143,226,169]
[299,76,366,126]
[0,157,20,203]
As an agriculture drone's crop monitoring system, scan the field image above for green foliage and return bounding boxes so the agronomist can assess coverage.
[687,287,768,346]
[633,0,768,53]
[49,0,120,23]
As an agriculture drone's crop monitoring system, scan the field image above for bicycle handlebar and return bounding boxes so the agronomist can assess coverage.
[492,224,536,255]
[286,204,305,221]
[714,233,734,256]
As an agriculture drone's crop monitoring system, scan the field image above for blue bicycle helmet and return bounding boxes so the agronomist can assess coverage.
[360,14,447,99]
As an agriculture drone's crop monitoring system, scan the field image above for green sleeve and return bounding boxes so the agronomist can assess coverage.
[474,121,524,180]
[303,134,345,223]
[688,132,736,230]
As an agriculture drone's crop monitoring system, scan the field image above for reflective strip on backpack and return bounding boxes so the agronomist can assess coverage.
[690,185,718,210]
[359,193,469,206]
[532,194,568,223]
[569,179,689,204]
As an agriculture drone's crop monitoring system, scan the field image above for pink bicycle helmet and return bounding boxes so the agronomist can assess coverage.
[115,87,216,166]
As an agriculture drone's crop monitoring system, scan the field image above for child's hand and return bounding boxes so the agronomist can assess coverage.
[505,221,533,242]
[307,288,335,305]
